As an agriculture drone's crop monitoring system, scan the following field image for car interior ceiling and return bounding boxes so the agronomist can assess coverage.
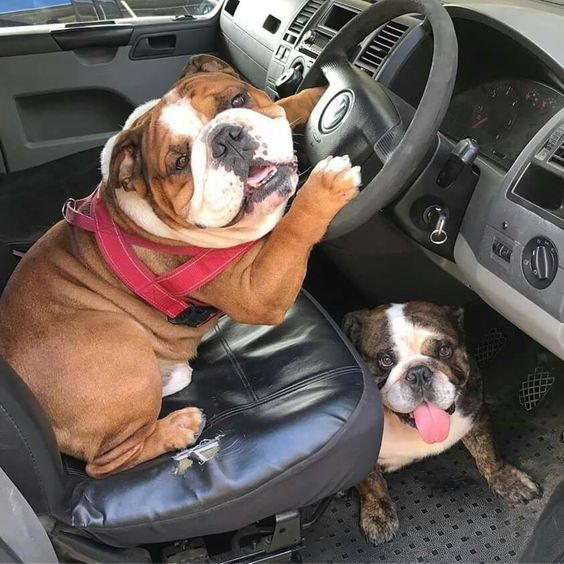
[1,0,564,562]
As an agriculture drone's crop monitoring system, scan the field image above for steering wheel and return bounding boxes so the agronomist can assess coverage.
[298,0,458,240]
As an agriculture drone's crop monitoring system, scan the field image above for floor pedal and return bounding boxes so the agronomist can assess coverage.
[474,327,509,368]
[519,366,555,411]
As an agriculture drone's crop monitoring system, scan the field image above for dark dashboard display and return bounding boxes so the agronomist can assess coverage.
[322,5,357,31]
[442,79,564,169]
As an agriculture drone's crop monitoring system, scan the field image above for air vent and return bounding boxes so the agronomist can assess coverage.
[355,20,409,76]
[284,0,324,44]
[549,139,564,168]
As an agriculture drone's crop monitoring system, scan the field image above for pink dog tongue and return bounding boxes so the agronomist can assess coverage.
[247,164,276,188]
[412,403,451,444]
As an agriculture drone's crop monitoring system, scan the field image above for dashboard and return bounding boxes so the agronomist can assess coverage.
[220,0,564,362]
[220,0,564,169]
[443,79,564,169]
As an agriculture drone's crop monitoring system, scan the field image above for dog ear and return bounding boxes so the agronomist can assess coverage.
[448,305,465,331]
[342,309,370,346]
[106,126,145,196]
[179,54,239,80]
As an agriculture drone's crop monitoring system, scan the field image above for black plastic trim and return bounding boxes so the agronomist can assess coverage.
[52,26,133,50]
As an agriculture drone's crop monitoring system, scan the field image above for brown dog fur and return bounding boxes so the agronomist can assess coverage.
[0,55,353,478]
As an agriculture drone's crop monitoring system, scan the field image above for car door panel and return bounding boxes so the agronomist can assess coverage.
[0,18,220,172]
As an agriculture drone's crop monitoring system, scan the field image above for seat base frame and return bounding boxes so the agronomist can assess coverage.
[51,497,335,564]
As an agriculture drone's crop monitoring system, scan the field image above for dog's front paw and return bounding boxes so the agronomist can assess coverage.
[161,407,206,451]
[298,155,361,219]
[360,497,399,546]
[488,464,542,503]
[313,154,361,204]
[302,86,327,108]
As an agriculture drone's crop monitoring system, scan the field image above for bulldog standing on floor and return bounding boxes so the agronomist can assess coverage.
[343,302,542,545]
[0,55,361,478]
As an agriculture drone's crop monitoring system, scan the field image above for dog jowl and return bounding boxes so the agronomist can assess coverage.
[343,302,542,546]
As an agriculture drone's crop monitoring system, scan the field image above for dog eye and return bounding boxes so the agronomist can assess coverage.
[231,93,248,108]
[439,344,453,358]
[377,353,394,369]
[175,155,188,170]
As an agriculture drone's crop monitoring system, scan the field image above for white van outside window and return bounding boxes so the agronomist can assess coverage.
[0,0,220,28]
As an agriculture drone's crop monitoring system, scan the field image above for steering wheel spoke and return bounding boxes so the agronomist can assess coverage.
[297,0,457,240]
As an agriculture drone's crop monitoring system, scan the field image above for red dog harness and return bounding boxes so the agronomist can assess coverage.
[63,188,254,327]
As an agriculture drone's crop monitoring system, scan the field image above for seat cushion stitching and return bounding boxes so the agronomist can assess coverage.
[215,325,258,403]
[205,366,360,428]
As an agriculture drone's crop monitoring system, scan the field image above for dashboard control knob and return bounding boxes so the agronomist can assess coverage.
[303,30,317,46]
[522,236,558,289]
[533,245,551,280]
[492,240,513,262]
[275,63,303,98]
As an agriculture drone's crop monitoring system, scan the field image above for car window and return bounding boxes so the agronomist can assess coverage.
[0,0,220,27]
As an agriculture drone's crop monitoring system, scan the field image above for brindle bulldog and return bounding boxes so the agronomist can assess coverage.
[0,55,361,478]
[343,302,542,545]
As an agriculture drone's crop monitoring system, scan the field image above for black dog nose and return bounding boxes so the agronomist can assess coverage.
[210,124,245,159]
[406,364,433,389]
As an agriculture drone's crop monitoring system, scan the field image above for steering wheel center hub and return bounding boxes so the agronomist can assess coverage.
[319,90,354,133]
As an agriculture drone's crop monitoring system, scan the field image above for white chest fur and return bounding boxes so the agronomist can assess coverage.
[378,408,474,472]
[159,361,193,397]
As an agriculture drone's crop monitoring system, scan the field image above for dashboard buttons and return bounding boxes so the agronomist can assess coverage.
[275,45,289,62]
[536,123,564,162]
[492,240,512,262]
[522,237,558,289]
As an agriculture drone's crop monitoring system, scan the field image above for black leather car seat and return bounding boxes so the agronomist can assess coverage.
[0,244,18,293]
[0,148,101,253]
[0,242,382,549]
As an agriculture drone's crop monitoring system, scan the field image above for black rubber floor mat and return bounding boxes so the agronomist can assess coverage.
[302,344,564,563]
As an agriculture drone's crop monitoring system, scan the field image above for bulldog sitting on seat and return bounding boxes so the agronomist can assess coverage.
[0,55,360,478]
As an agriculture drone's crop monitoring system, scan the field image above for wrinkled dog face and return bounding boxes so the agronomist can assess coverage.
[100,55,298,248]
[343,302,471,442]
[188,106,297,229]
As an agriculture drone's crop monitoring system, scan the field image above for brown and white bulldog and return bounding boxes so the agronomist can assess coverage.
[343,302,542,546]
[0,54,360,478]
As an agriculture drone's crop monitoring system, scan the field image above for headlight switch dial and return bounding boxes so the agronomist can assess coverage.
[522,236,558,289]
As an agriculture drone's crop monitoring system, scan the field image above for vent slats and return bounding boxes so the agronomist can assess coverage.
[374,36,396,49]
[550,143,564,167]
[355,20,409,76]
[359,49,386,67]
[285,0,323,43]
[378,30,401,44]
